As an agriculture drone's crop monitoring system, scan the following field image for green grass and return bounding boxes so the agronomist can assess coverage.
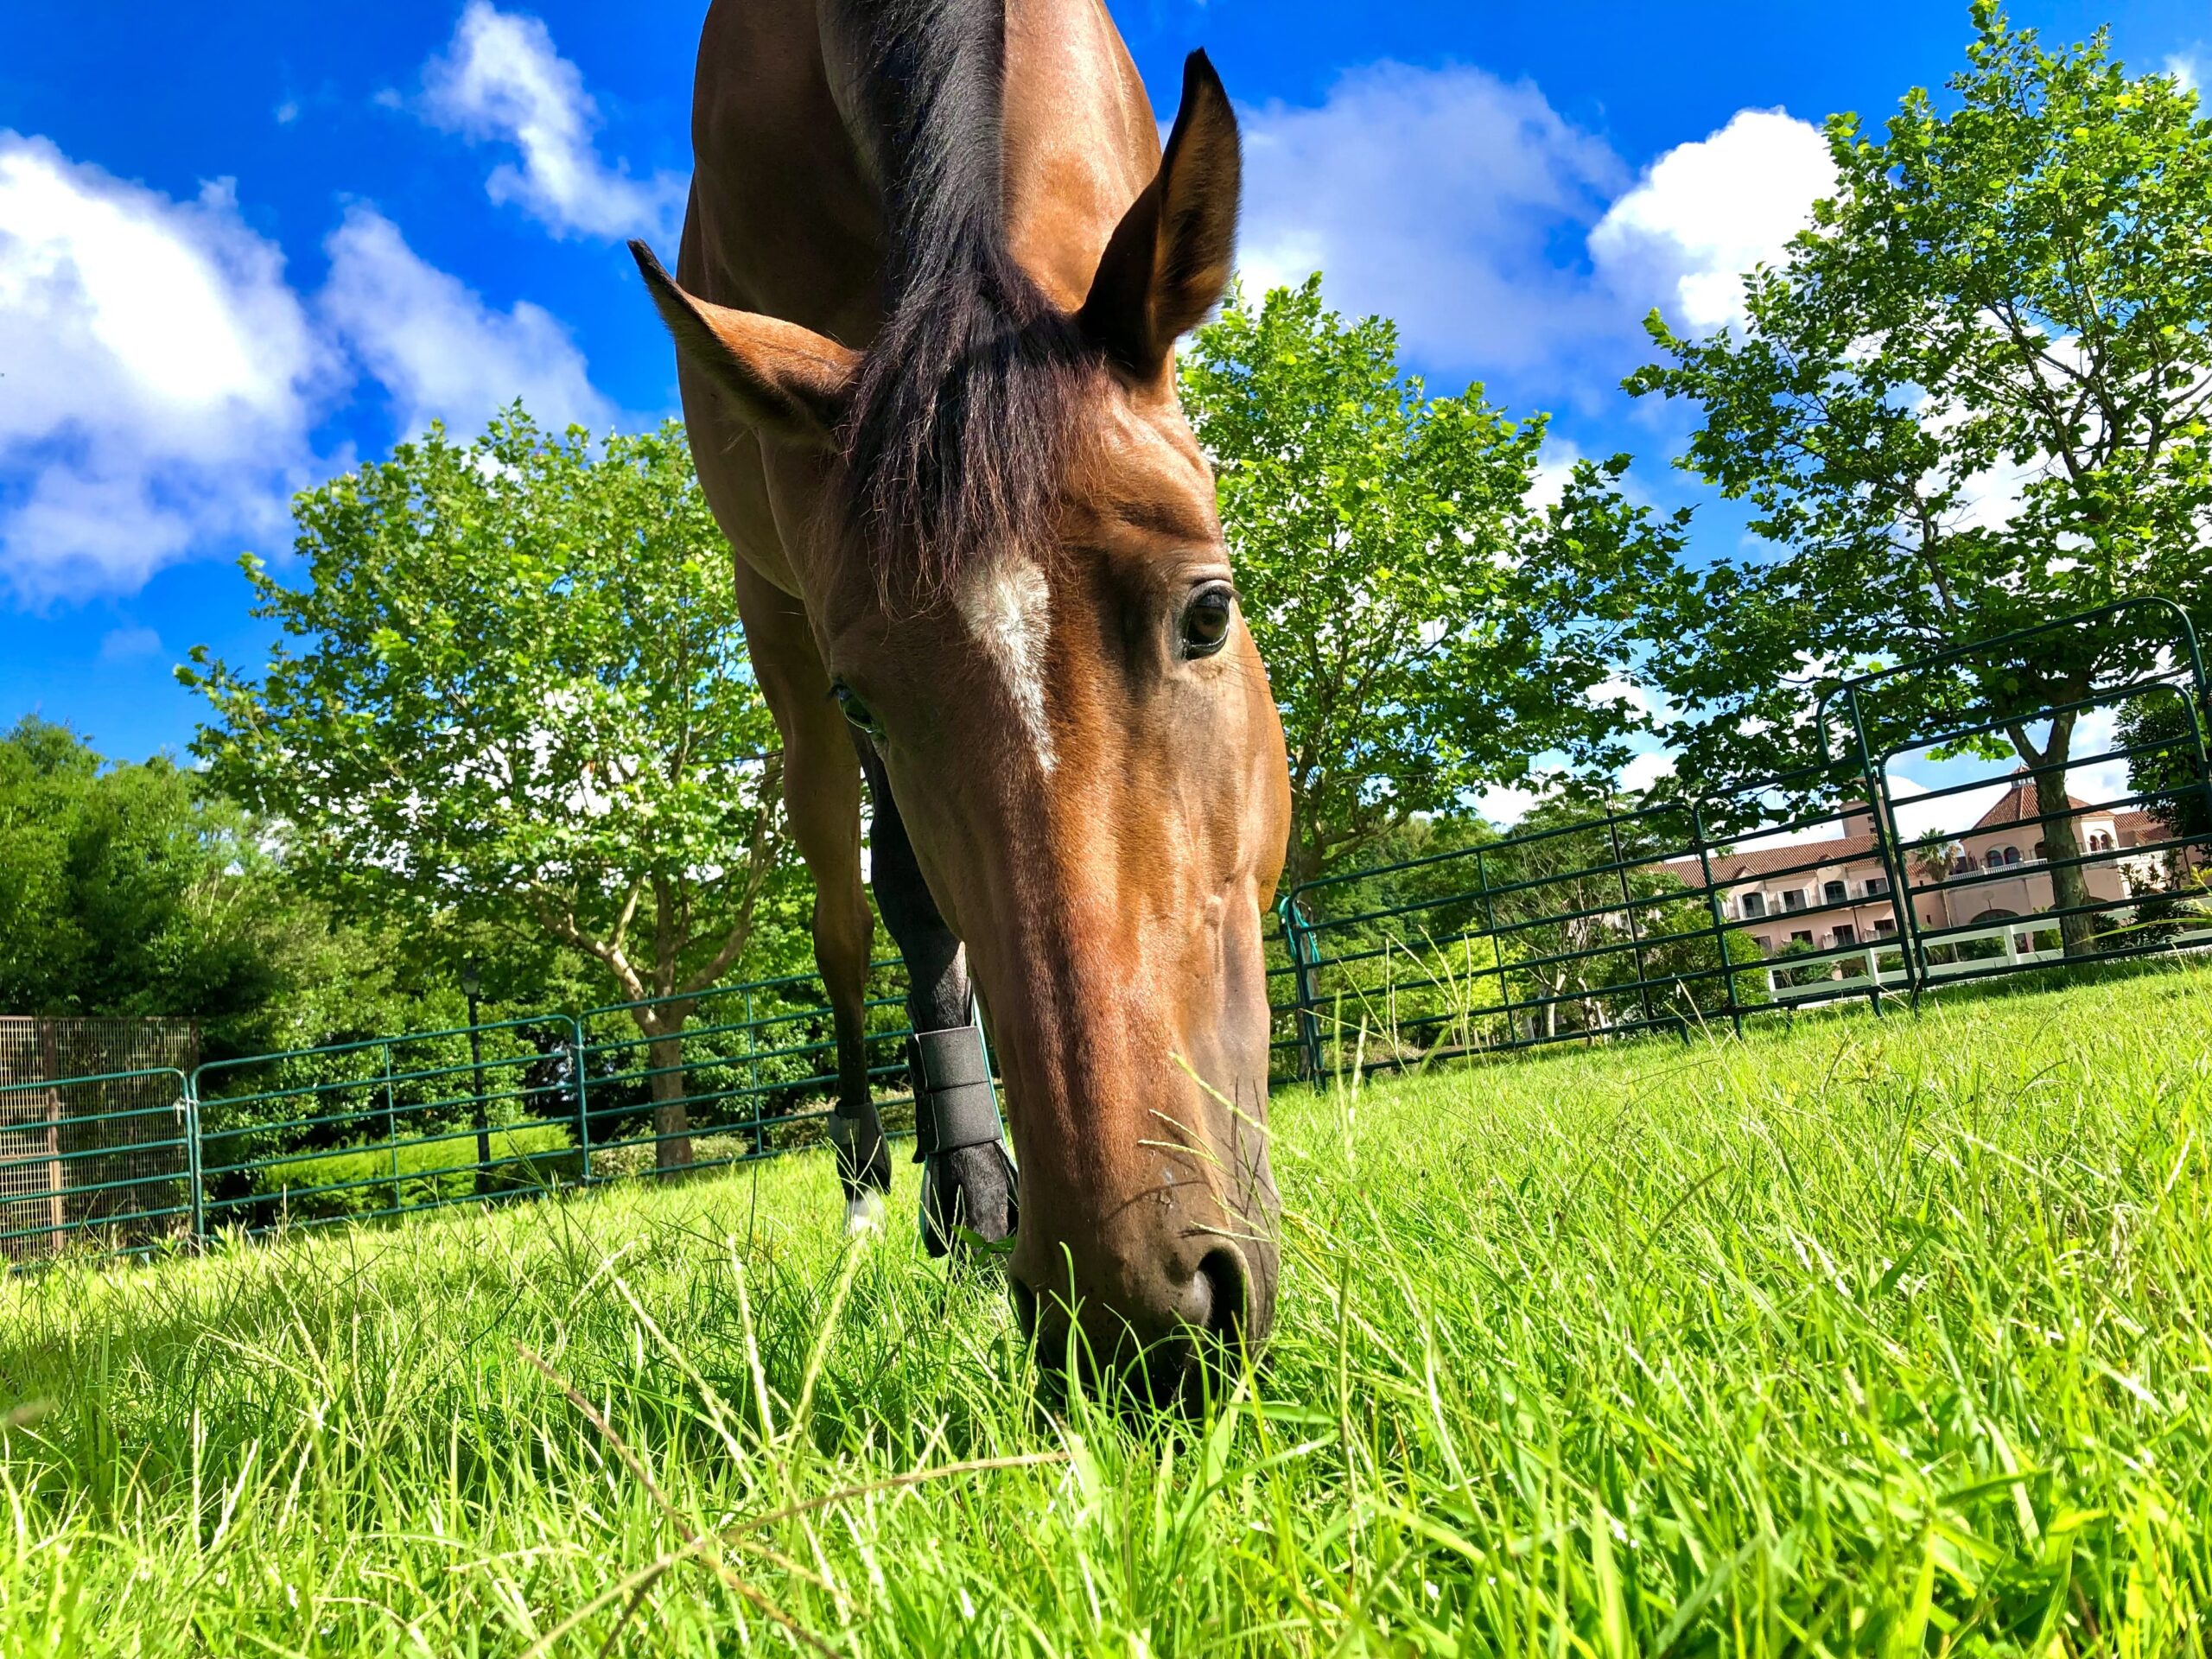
[247,1121,577,1208]
[5,962,2212,1655]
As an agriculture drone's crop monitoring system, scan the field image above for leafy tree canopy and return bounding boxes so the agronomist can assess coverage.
[0,717,416,1061]
[1624,4,2212,948]
[182,410,803,1162]
[1184,276,1686,887]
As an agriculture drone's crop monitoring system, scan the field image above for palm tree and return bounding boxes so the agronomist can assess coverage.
[1909,833,1964,931]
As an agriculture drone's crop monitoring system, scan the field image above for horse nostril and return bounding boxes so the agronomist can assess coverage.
[1196,1247,1248,1344]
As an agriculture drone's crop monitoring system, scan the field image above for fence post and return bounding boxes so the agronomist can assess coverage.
[181,1069,206,1249]
[1607,816,1658,1033]
[1688,802,1745,1039]
[570,1019,592,1186]
[1845,686,1923,1007]
[468,1015,491,1199]
[1279,895,1326,1088]
[1475,848,1516,1048]
[745,989,765,1158]
[383,1043,402,1215]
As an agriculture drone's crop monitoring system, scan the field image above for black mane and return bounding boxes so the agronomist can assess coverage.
[831,0,1100,596]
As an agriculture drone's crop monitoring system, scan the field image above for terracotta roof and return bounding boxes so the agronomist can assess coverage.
[1661,835,1883,886]
[2114,807,2200,847]
[1969,771,2094,832]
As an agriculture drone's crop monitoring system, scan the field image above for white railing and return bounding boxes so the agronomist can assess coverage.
[1764,918,2212,1005]
[1764,938,1912,1004]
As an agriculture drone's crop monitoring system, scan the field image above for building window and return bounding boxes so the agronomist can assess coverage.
[1874,918,1897,937]
[1754,935,1772,956]
[1823,880,1847,905]
[1865,875,1890,896]
[1739,892,1767,918]
[1783,889,1807,912]
[1984,849,2005,870]
[2088,830,2114,852]
[2001,846,2021,866]
[2031,841,2046,861]
[1833,924,1857,946]
[1790,930,1814,946]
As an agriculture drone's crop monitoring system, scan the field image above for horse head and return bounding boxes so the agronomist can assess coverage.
[636,51,1289,1401]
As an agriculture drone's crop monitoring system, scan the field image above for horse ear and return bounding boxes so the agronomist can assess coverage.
[630,241,860,449]
[1077,50,1241,379]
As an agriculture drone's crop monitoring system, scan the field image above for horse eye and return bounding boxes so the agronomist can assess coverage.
[1181,583,1236,658]
[832,681,882,735]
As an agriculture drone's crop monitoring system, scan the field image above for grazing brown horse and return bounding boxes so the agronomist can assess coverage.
[632,0,1290,1393]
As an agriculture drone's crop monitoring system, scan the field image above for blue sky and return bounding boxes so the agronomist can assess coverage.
[2,0,2204,786]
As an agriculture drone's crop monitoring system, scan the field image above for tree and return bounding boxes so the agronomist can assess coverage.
[2118,689,2212,842]
[182,411,790,1171]
[1182,276,1685,888]
[1909,834,1967,931]
[0,718,440,1065]
[1624,7,2212,955]
[1480,789,1752,1039]
[0,718,283,1040]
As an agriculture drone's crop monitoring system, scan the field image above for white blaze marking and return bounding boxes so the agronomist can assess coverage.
[956,556,1056,772]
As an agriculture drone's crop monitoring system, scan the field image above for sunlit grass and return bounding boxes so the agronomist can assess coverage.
[3,960,2211,1655]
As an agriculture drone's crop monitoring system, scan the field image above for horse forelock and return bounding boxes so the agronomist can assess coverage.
[830,0,1104,602]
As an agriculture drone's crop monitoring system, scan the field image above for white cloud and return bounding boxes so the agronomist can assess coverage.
[418,1,682,241]
[1525,436,1584,512]
[1588,676,1653,719]
[1236,63,1627,375]
[2062,705,2134,809]
[1885,773,2010,846]
[1588,108,1834,333]
[0,128,619,602]
[2166,54,2202,95]
[321,205,612,436]
[0,132,333,602]
[98,625,165,663]
[1474,779,1544,828]
[1620,748,1675,795]
[1233,70,1842,385]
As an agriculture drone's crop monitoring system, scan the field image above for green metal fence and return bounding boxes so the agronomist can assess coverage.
[1270,598,2212,1082]
[179,966,919,1242]
[6,601,2209,1261]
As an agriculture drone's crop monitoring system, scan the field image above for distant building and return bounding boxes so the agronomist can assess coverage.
[1661,771,2196,958]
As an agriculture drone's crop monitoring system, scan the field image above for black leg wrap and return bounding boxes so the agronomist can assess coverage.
[909,1027,1003,1160]
[909,1024,1017,1256]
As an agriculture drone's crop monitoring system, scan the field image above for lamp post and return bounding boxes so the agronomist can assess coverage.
[462,960,490,1197]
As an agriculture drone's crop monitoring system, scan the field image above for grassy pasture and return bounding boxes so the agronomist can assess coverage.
[245,1122,578,1207]
[3,962,2212,1656]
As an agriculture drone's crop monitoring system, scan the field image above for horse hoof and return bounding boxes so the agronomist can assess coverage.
[844,1190,887,1236]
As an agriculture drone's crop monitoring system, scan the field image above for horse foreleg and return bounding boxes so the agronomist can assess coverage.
[852,734,1017,1256]
[729,558,890,1232]
[804,796,892,1233]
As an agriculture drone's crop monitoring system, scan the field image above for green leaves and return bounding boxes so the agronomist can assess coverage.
[1181,276,1681,883]
[1626,10,2212,790]
[181,408,792,1010]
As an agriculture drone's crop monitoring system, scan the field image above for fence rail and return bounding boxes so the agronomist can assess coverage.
[1270,598,2212,1081]
[8,601,2212,1262]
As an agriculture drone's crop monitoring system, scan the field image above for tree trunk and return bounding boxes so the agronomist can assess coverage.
[2006,710,2100,958]
[2031,758,2100,958]
[641,1020,691,1173]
